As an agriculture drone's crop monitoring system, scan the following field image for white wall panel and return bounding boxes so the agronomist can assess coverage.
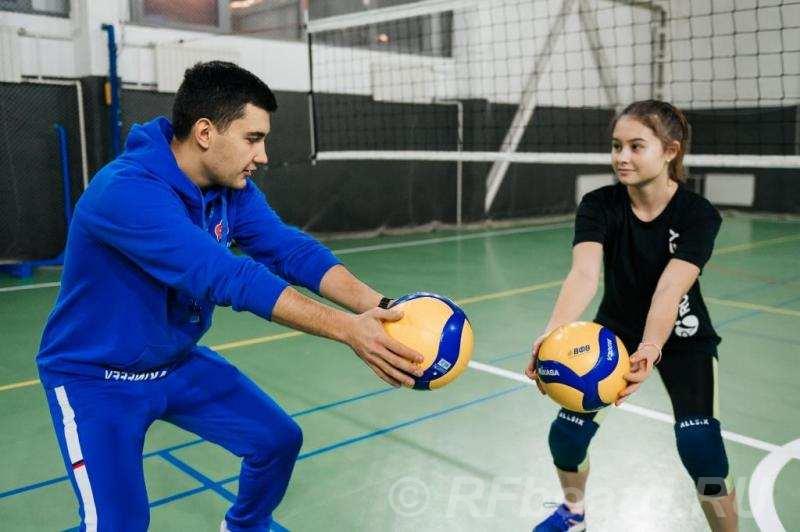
[0,26,21,82]
[155,44,240,93]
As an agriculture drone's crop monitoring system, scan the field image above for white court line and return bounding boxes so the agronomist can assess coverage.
[467,359,789,455]
[333,222,571,255]
[470,359,800,529]
[0,281,61,293]
[0,223,571,294]
[749,439,800,532]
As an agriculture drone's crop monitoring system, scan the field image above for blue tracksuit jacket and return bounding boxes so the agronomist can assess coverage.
[37,117,340,387]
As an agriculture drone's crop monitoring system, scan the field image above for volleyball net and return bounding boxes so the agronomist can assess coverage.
[307,0,800,214]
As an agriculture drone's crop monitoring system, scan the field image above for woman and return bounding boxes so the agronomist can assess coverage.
[525,100,738,531]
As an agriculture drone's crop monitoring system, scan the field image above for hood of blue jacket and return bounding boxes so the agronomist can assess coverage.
[120,116,223,211]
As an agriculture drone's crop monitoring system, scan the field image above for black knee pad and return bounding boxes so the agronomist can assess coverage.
[674,417,730,496]
[548,410,600,472]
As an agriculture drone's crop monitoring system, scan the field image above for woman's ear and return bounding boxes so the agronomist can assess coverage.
[665,139,680,161]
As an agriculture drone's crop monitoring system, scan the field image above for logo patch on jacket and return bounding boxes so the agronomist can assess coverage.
[214,221,224,242]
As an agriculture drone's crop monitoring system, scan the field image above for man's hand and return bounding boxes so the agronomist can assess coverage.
[615,344,660,405]
[524,332,549,395]
[345,307,425,388]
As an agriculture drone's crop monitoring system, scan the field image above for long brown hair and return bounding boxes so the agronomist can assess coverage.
[611,100,691,183]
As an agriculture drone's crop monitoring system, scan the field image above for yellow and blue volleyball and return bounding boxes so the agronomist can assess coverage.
[536,322,630,412]
[383,292,474,390]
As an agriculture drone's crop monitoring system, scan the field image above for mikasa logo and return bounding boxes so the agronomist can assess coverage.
[606,338,615,361]
[538,368,560,377]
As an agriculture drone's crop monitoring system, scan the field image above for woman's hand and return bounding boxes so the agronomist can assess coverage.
[615,343,661,405]
[524,332,550,394]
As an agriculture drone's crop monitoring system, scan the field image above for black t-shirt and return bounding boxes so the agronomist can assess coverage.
[573,183,722,352]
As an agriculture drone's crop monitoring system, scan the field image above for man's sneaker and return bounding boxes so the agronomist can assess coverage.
[533,503,586,531]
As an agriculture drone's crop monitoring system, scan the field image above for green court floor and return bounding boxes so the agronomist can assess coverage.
[1,214,799,531]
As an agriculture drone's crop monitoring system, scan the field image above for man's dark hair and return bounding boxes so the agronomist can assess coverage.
[172,61,278,139]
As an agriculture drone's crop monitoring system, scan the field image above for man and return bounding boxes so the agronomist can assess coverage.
[37,61,423,532]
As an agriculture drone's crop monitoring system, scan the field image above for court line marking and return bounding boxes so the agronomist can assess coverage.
[468,359,799,529]
[332,223,573,255]
[705,297,800,318]
[0,281,61,293]
[2,227,796,294]
[0,379,40,392]
[712,233,800,256]
[156,383,527,515]
[749,438,800,532]
[467,360,792,456]
[1,228,797,395]
[0,282,566,393]
[0,223,572,294]
[470,359,800,531]
[0,349,527,501]
[212,331,304,351]
[2,345,795,529]
[158,451,236,503]
[713,293,800,330]
[3,277,798,394]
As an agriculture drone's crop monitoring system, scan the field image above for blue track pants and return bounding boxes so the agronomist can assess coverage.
[44,348,302,531]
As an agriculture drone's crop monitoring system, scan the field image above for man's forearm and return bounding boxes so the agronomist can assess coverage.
[319,264,384,313]
[271,286,355,343]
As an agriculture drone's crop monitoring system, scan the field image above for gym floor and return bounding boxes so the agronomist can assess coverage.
[1,214,798,531]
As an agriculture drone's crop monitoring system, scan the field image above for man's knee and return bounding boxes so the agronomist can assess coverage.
[250,415,303,463]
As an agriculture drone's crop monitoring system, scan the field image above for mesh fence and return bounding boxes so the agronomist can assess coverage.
[0,81,84,262]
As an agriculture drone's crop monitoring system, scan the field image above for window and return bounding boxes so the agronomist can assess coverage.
[231,0,303,41]
[129,0,306,41]
[0,0,69,17]
[129,0,230,32]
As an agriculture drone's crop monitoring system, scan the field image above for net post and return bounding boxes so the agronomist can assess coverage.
[303,1,318,165]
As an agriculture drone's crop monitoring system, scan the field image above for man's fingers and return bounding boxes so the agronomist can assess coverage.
[383,336,424,364]
[376,346,424,377]
[368,363,401,387]
[369,354,416,387]
[375,307,404,322]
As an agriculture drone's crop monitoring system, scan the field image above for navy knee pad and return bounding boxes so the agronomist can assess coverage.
[548,410,600,472]
[674,417,730,496]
